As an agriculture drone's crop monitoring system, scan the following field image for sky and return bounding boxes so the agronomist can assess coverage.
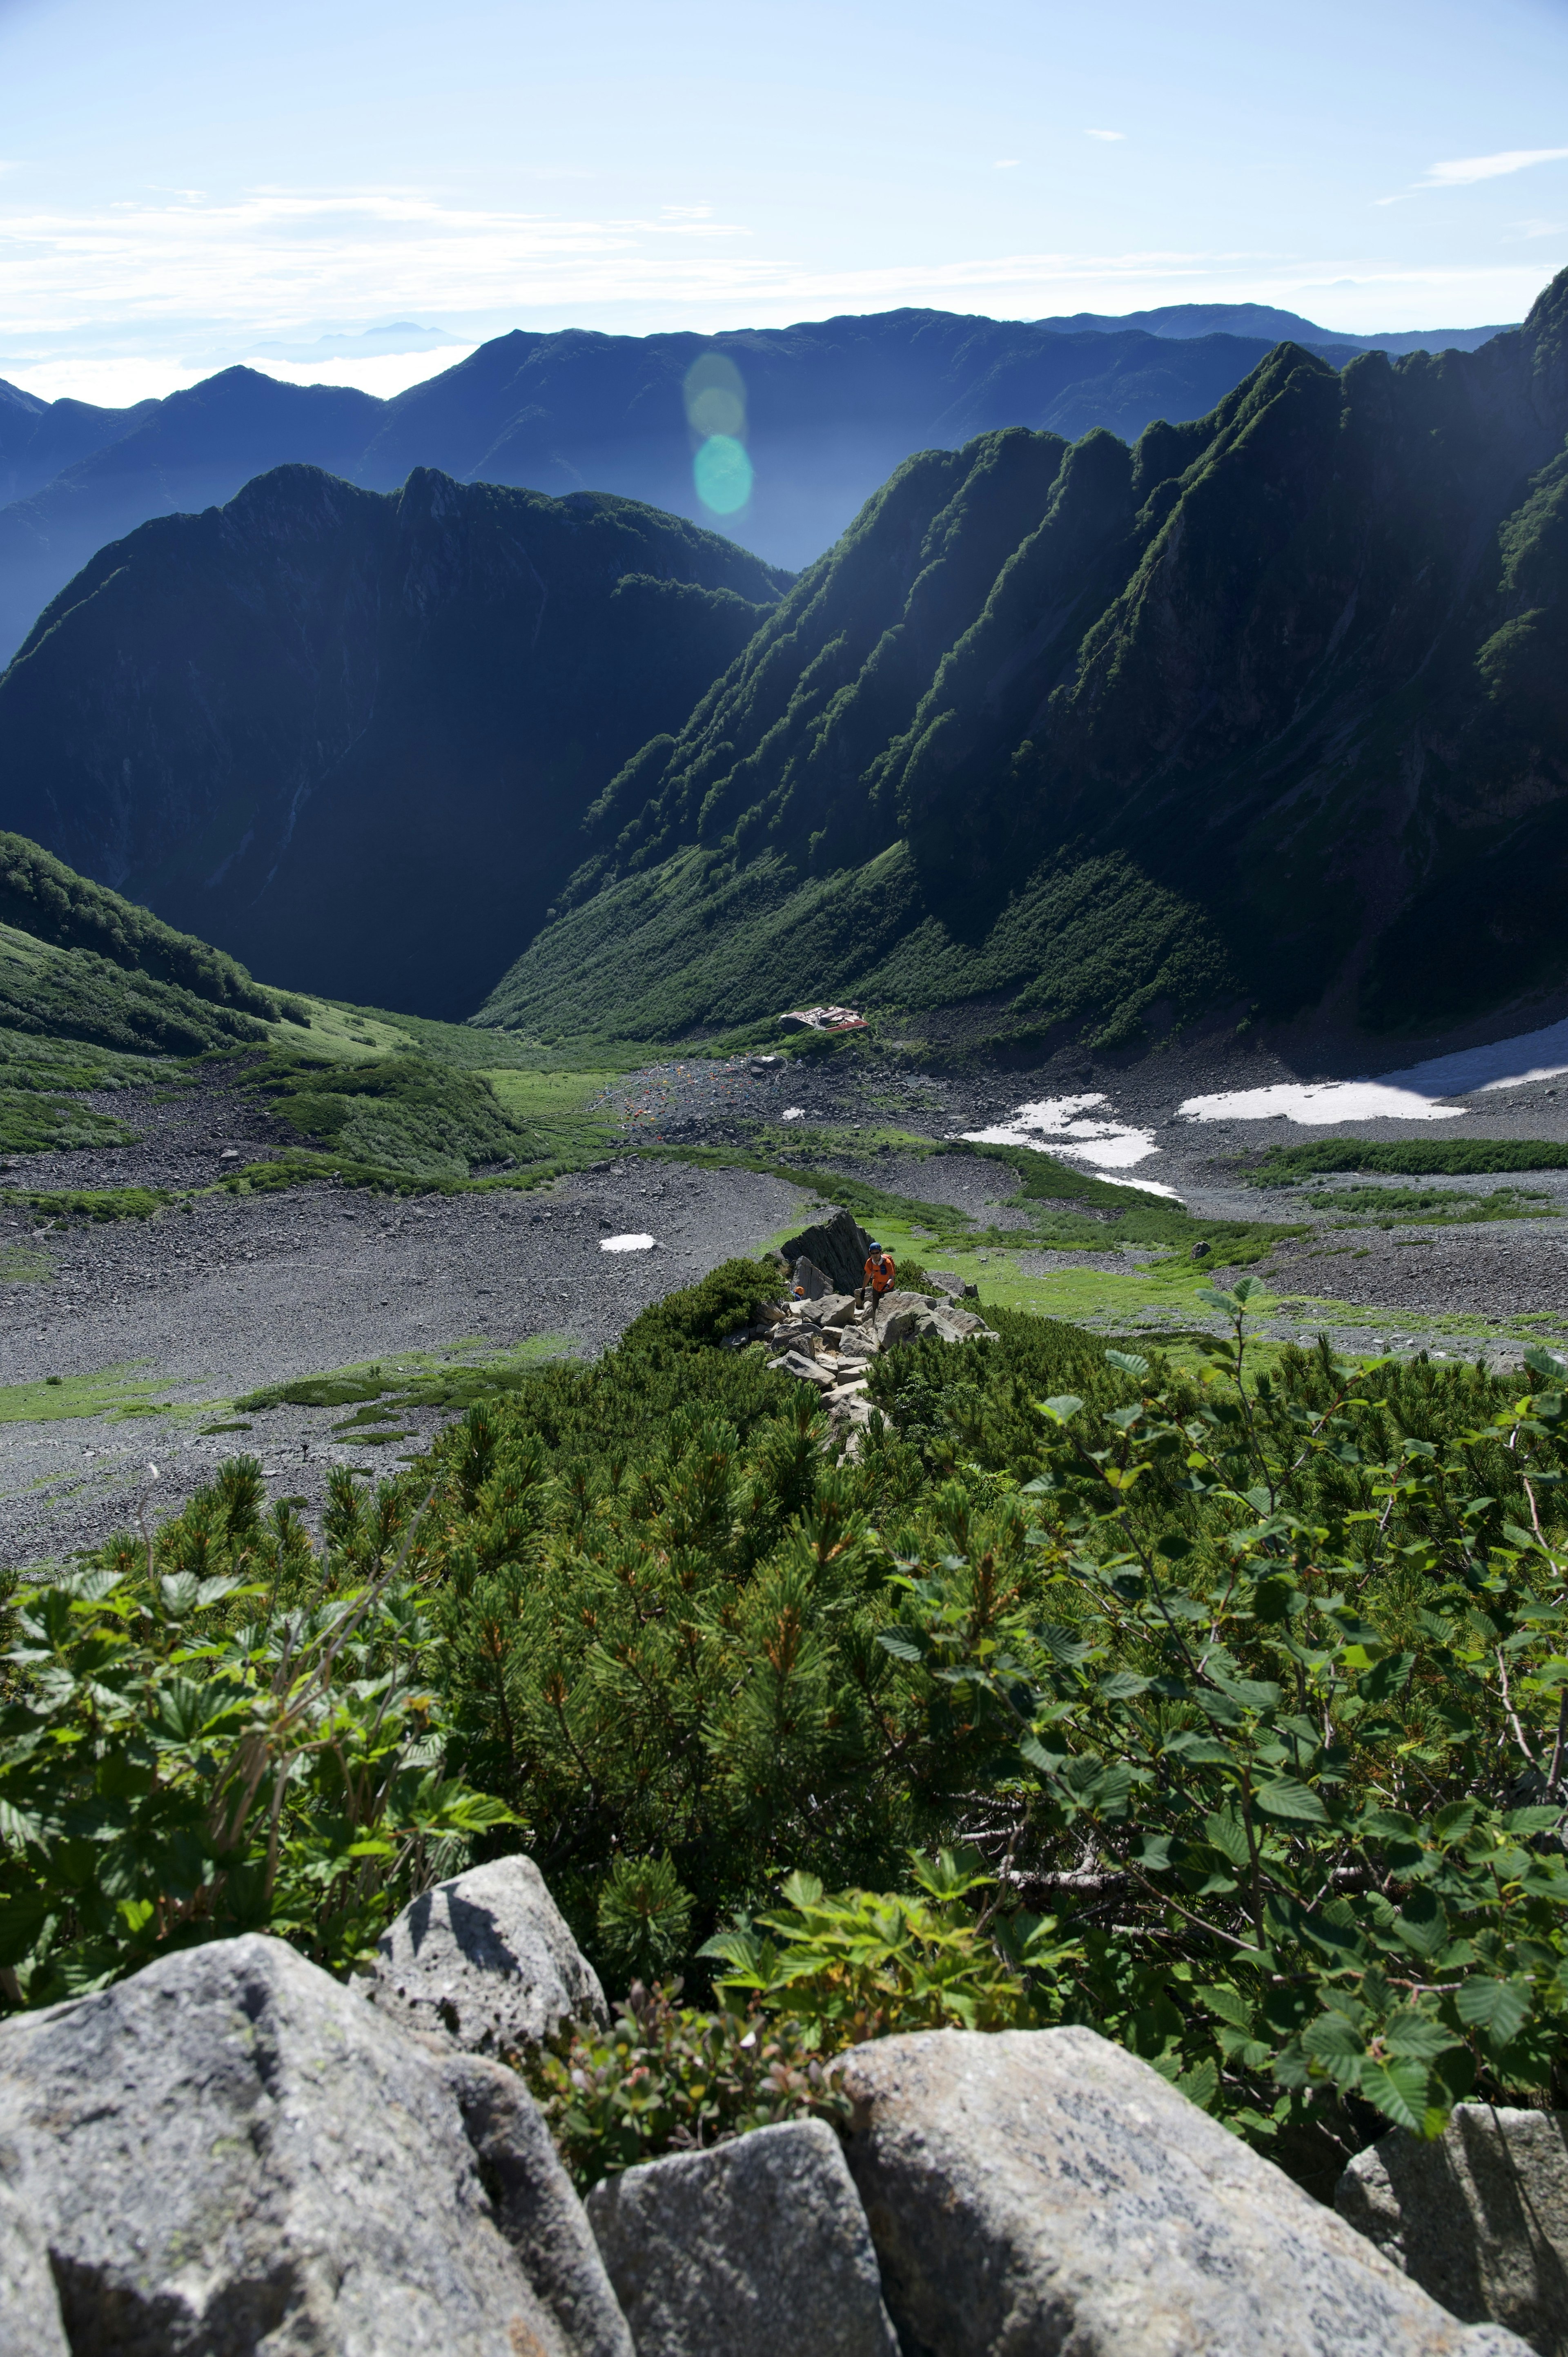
[1,0,1566,406]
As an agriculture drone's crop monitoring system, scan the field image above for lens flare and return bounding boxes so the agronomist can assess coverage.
[682,349,745,429]
[694,433,753,515]
[684,351,751,515]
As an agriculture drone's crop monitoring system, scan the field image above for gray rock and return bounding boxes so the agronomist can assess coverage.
[588,2118,899,2357]
[877,1306,920,1346]
[1337,2106,1568,2354]
[0,1933,590,2355]
[926,1270,979,1299]
[446,2053,633,2357]
[0,2178,69,2357]
[772,1348,837,1388]
[781,1209,875,1294]
[798,1291,858,1329]
[366,1852,607,2054]
[789,1254,835,1300]
[839,2027,1532,2356]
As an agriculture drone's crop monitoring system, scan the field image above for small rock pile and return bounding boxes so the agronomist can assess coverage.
[0,1854,1557,2353]
[743,1209,994,1443]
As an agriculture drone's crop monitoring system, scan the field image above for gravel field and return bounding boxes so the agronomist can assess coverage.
[0,1093,811,1565]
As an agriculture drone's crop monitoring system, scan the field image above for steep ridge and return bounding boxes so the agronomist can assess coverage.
[0,468,787,1017]
[0,829,285,1056]
[482,268,1568,1051]
[0,304,1490,662]
[0,370,382,665]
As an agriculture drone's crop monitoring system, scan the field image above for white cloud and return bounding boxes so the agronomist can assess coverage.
[993,158,1020,169]
[1084,128,1125,142]
[1423,147,1568,186]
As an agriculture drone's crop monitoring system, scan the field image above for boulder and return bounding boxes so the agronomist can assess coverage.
[0,1932,619,2356]
[798,1292,858,1329]
[838,2028,1532,2356]
[876,1306,920,1347]
[446,2053,634,2357]
[772,1349,837,1389]
[781,1209,874,1294]
[927,1270,979,1299]
[1337,2106,1568,2354]
[789,1254,835,1300]
[0,2179,69,2357]
[365,1852,606,2054]
[587,2119,899,2357]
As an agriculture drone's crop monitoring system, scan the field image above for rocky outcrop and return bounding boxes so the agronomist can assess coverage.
[763,1278,993,1443]
[837,2027,1532,2356]
[1337,2107,1568,2355]
[587,2119,899,2357]
[778,1209,875,1295]
[364,1853,607,2054]
[0,1932,624,2357]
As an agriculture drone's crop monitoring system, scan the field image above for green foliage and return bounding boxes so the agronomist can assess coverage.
[252,1050,534,1182]
[1252,1138,1568,1184]
[31,1255,1568,2183]
[617,1255,784,1357]
[0,1460,513,2006]
[0,833,275,1020]
[523,1981,850,2191]
[703,1852,1074,2037]
[881,1289,1568,2152]
[1302,1183,1552,1226]
[597,1854,695,1985]
[0,1185,170,1222]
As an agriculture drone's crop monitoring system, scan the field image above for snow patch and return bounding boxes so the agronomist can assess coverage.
[960,1095,1182,1198]
[600,1233,657,1253]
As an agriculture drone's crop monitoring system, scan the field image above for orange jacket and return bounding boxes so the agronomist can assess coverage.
[864,1251,896,1296]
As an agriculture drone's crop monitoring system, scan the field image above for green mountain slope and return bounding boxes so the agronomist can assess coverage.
[0,468,788,1019]
[484,269,1568,1049]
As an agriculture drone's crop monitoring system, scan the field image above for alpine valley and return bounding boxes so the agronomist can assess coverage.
[4,270,1567,1050]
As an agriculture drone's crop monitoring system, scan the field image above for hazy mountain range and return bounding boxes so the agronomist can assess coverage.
[0,301,1515,663]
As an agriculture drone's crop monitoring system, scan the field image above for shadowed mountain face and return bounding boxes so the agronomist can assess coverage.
[0,467,788,1017]
[482,269,1568,1052]
[0,303,1511,662]
[0,371,384,665]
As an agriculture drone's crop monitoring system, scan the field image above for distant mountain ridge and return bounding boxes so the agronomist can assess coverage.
[0,470,787,1016]
[0,300,1518,660]
[1035,301,1512,354]
[480,271,1568,1053]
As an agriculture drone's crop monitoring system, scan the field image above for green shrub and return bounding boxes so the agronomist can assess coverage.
[880,1285,1568,2159]
[523,1981,850,2190]
[617,1254,784,1356]
[702,1850,1076,2038]
[1252,1137,1568,1184]
[0,1461,513,2006]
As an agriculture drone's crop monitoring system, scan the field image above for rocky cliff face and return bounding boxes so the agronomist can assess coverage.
[483,268,1568,1048]
[0,466,787,1015]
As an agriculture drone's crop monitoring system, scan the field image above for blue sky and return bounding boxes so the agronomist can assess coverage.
[1,0,1566,403]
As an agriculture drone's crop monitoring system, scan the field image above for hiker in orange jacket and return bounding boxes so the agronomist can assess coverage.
[863,1246,896,1322]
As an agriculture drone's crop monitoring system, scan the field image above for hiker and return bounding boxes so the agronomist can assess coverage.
[863,1244,896,1323]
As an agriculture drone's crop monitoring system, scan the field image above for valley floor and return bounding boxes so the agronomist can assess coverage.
[5,1023,1568,1568]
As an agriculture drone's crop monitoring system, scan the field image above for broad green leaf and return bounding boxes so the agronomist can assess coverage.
[1455,1978,1532,2045]
[1253,1777,1329,1825]
[1205,1808,1252,1869]
[1360,2056,1430,2133]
